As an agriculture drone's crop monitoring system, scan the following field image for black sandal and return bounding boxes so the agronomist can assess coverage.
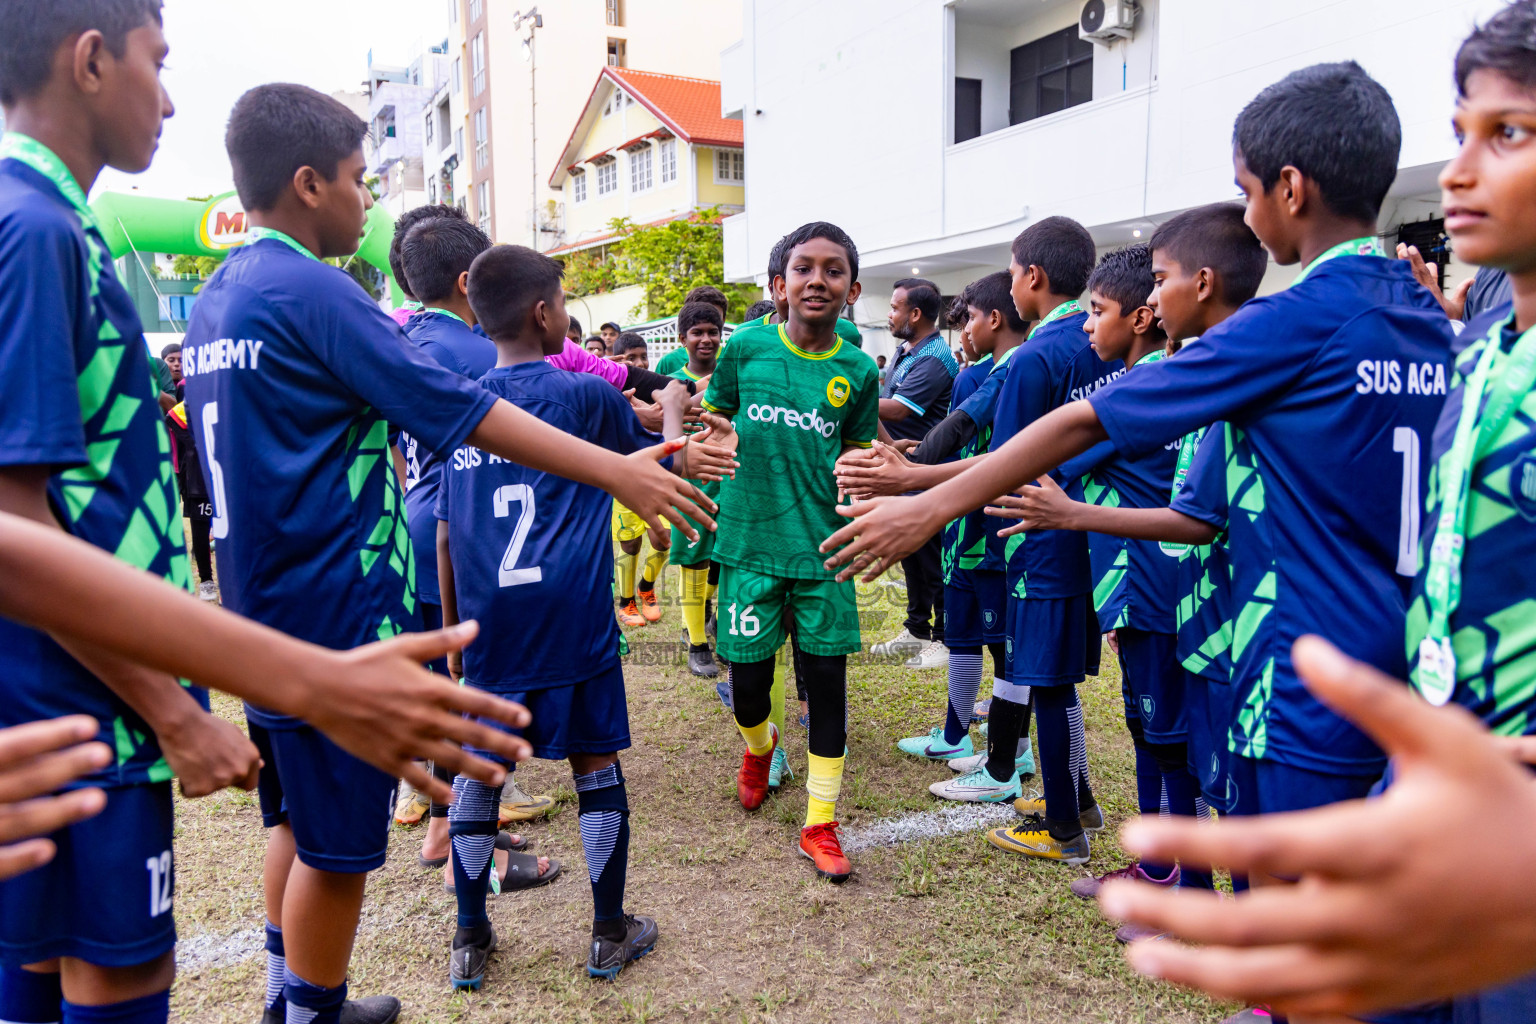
[419,830,528,869]
[442,851,562,893]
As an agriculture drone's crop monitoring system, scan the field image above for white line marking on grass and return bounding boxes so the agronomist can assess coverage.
[177,926,263,971]
[838,802,1016,854]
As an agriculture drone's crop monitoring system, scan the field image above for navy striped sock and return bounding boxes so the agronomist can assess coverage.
[574,763,629,928]
[449,775,503,930]
[943,647,983,745]
[264,922,285,1013]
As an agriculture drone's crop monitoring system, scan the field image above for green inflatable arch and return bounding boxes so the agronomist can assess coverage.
[88,190,402,304]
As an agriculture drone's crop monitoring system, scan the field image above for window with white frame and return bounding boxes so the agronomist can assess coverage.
[595,158,617,196]
[603,89,633,118]
[606,0,623,27]
[658,138,677,183]
[629,146,653,193]
[714,149,744,184]
[468,0,482,21]
[473,108,488,169]
[428,176,438,204]
[452,56,461,93]
[607,38,626,67]
[455,126,464,163]
[572,170,587,204]
[471,33,485,96]
[449,0,457,23]
[424,111,434,149]
[475,180,490,233]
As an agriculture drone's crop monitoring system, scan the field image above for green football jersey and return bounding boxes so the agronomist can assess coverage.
[742,313,862,348]
[702,322,878,579]
[655,345,689,377]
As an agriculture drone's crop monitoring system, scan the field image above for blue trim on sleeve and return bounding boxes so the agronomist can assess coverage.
[894,394,925,416]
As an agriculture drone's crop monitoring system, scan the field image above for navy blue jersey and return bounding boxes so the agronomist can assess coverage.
[1089,256,1454,773]
[1169,424,1236,683]
[996,312,1123,598]
[397,310,495,605]
[435,363,661,691]
[182,234,496,728]
[956,348,1021,574]
[940,356,992,582]
[1079,359,1182,634]
[0,137,201,788]
[1407,312,1536,738]
[881,334,957,442]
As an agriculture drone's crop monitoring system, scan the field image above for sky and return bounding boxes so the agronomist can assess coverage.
[95,0,450,200]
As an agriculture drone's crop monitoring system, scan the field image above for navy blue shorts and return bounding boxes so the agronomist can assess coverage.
[1227,754,1378,817]
[470,663,630,763]
[0,782,175,968]
[1004,593,1101,687]
[944,570,1007,647]
[1116,629,1185,743]
[1184,671,1237,813]
[249,722,397,874]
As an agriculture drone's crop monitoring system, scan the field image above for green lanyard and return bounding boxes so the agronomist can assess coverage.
[1415,312,1536,704]
[421,306,468,326]
[1291,236,1382,286]
[0,133,99,231]
[247,225,320,261]
[1028,300,1082,339]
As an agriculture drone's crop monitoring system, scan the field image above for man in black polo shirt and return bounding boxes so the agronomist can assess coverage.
[870,278,957,669]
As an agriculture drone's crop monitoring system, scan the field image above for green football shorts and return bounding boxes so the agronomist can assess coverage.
[716,563,861,663]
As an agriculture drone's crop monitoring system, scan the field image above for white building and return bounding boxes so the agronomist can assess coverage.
[365,46,451,222]
[721,0,1503,356]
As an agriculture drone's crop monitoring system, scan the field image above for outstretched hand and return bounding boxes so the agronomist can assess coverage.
[623,388,665,434]
[1099,636,1536,1016]
[984,475,1073,536]
[618,439,718,542]
[1397,243,1474,322]
[819,495,935,582]
[0,716,111,880]
[682,412,740,483]
[833,442,917,501]
[302,621,535,804]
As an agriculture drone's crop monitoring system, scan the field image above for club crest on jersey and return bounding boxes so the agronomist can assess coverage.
[1140,695,1155,719]
[1511,453,1536,523]
[826,376,851,408]
[983,609,996,628]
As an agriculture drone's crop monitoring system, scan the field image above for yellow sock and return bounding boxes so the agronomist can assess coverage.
[706,580,718,602]
[769,647,787,739]
[643,546,669,586]
[805,752,845,826]
[615,551,636,604]
[681,567,708,645]
[738,716,776,757]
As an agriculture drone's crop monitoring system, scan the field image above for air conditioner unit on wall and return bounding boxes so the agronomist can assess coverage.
[1079,0,1138,44]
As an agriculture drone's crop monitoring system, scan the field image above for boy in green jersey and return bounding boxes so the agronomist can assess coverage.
[670,302,726,678]
[701,221,878,882]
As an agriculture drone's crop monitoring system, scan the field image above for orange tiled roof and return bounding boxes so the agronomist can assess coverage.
[607,68,742,148]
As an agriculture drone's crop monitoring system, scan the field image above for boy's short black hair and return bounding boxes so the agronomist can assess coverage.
[780,221,860,283]
[893,277,942,324]
[678,301,724,336]
[567,315,583,336]
[1233,61,1400,223]
[946,289,971,331]
[1088,244,1155,314]
[1456,2,1536,95]
[600,320,622,332]
[226,83,368,213]
[0,0,162,106]
[743,298,776,321]
[401,217,491,304]
[1010,216,1096,298]
[389,203,465,301]
[967,270,1029,333]
[683,285,729,315]
[466,244,564,340]
[1149,203,1269,307]
[766,235,791,281]
[160,341,181,358]
[614,332,648,356]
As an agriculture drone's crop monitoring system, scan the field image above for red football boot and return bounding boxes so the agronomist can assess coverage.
[799,822,852,883]
[736,724,778,810]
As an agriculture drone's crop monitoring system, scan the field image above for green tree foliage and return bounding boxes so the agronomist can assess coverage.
[558,207,756,321]
[168,253,222,278]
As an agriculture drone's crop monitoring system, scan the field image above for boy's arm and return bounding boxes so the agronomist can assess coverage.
[435,518,462,681]
[0,466,259,798]
[0,502,532,803]
[984,474,1218,544]
[820,399,1108,580]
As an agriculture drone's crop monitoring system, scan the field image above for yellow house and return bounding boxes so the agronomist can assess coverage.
[547,67,744,328]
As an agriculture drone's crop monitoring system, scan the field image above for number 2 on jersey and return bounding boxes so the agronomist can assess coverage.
[493,484,543,587]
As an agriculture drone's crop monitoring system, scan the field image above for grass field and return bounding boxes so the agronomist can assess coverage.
[168,573,1233,1024]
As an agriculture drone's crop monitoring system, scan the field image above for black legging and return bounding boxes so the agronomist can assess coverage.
[188,511,212,583]
[732,651,846,758]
